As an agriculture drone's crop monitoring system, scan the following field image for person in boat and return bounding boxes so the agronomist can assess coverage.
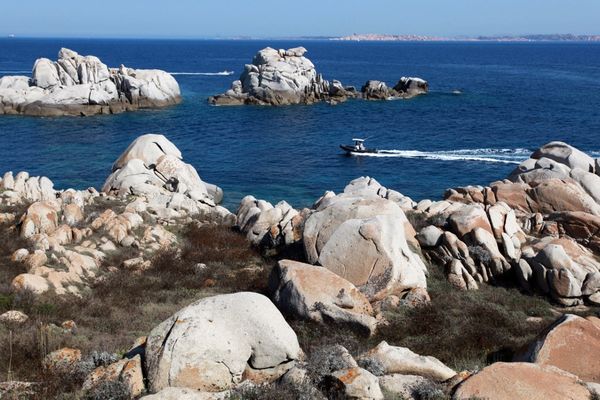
[354,139,366,151]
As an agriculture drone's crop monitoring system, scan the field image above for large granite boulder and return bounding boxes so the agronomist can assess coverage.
[19,201,61,239]
[208,47,355,105]
[0,48,180,116]
[517,314,600,383]
[102,134,231,222]
[269,259,378,335]
[453,362,591,400]
[303,182,428,301]
[145,292,302,393]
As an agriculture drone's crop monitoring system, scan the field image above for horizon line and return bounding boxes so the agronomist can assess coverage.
[2,33,600,41]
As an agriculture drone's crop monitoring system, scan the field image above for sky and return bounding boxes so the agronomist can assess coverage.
[2,0,600,38]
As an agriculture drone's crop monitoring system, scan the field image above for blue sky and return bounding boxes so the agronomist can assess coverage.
[2,0,600,38]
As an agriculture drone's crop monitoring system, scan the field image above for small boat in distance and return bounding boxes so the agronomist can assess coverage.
[340,138,379,155]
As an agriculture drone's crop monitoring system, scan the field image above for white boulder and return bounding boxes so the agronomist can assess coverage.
[145,292,302,392]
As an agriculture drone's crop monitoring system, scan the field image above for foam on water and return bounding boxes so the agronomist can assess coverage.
[352,148,531,164]
[169,71,234,76]
[0,70,31,74]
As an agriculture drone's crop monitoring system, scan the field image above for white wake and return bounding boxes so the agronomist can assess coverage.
[351,148,532,164]
[169,71,234,76]
[0,70,31,74]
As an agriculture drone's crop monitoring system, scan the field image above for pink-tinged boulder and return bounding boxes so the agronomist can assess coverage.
[83,355,145,398]
[528,179,600,216]
[19,201,60,238]
[517,314,600,383]
[448,205,493,238]
[491,182,533,213]
[548,211,600,253]
[453,362,591,400]
[269,259,378,335]
[11,273,50,294]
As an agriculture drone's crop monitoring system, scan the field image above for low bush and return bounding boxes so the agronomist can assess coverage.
[375,266,554,371]
[228,381,325,400]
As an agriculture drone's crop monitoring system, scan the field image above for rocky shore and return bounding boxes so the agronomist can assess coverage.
[209,47,428,106]
[0,137,599,399]
[0,48,181,116]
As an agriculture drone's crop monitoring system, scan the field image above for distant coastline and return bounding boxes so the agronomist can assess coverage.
[330,33,600,42]
[4,33,600,42]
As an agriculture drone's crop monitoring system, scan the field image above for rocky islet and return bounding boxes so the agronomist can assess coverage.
[0,48,181,116]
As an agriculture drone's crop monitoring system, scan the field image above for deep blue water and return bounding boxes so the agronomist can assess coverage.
[1,38,600,209]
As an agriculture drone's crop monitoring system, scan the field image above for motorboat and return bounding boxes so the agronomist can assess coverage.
[340,138,378,155]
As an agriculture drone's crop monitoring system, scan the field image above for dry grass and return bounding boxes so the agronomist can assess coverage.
[0,220,273,399]
[375,266,555,371]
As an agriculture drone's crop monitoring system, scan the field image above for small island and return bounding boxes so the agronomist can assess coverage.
[209,47,428,106]
[0,48,181,116]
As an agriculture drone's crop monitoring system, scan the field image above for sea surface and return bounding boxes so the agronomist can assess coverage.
[1,38,600,209]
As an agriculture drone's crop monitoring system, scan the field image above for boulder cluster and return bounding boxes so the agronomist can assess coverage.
[0,48,181,116]
[2,134,231,296]
[237,177,427,334]
[3,137,600,399]
[209,47,428,106]
[412,141,600,306]
[29,306,600,399]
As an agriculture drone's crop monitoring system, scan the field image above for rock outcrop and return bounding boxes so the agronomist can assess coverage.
[416,142,600,305]
[2,134,229,297]
[0,48,180,116]
[145,292,302,393]
[236,196,307,248]
[361,77,428,100]
[102,134,232,223]
[303,181,427,301]
[269,259,378,335]
[209,47,356,106]
[236,177,415,254]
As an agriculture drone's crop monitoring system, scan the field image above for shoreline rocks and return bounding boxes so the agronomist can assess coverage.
[1,133,232,297]
[0,48,181,116]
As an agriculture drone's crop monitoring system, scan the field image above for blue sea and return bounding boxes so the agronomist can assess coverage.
[1,38,600,209]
